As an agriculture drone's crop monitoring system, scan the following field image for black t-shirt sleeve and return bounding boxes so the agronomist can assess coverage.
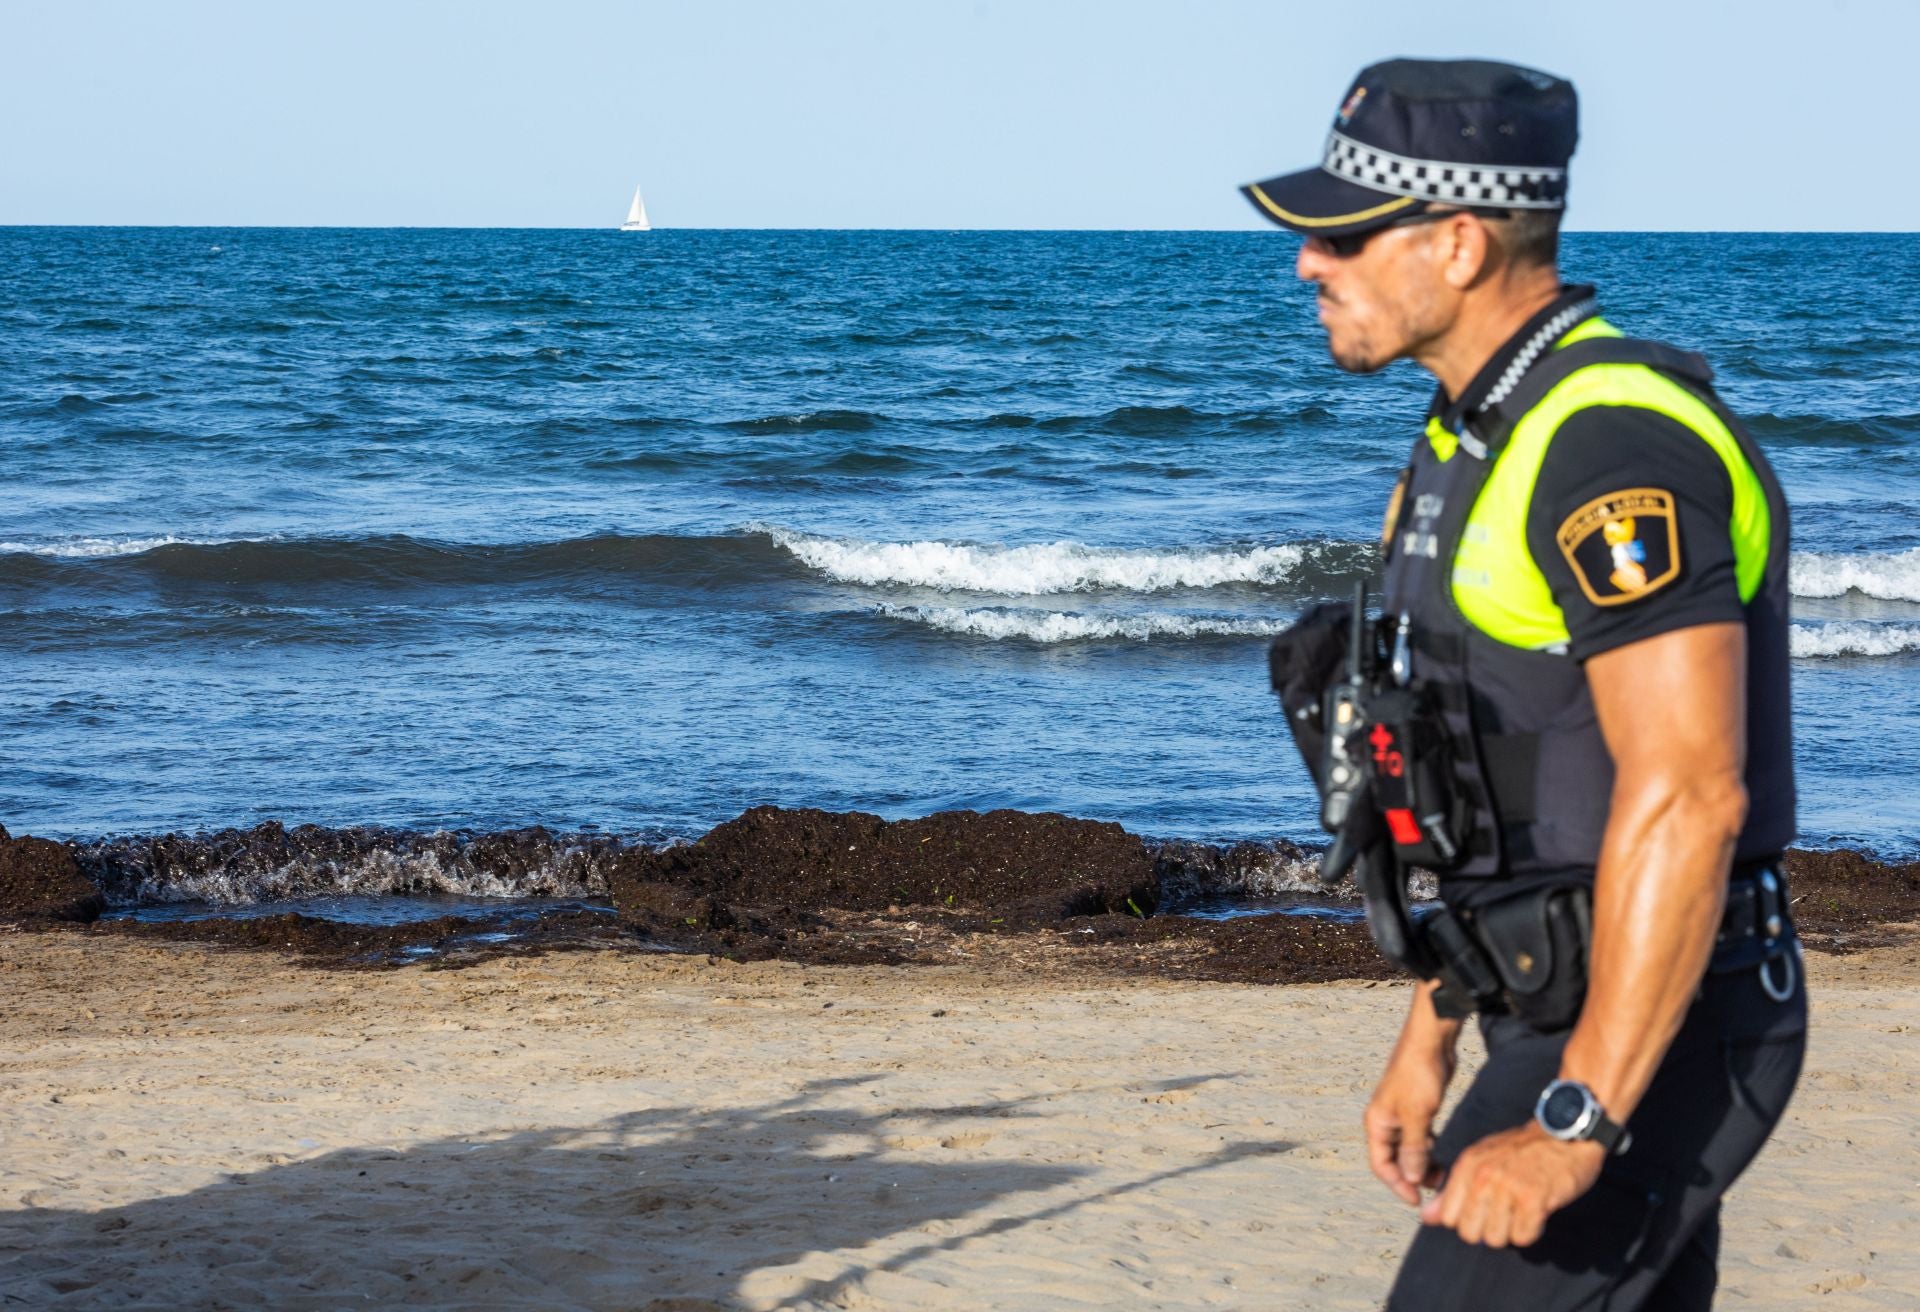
[1526,404,1745,659]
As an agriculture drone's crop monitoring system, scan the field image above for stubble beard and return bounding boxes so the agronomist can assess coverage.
[1324,287,1447,376]
[1328,333,1388,375]
[1324,317,1395,375]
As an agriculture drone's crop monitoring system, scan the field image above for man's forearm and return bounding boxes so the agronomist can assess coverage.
[1367,978,1468,1204]
[1555,772,1742,1122]
[1408,977,1466,1056]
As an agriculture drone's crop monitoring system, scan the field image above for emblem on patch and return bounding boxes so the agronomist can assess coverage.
[1555,487,1681,606]
[1337,85,1368,125]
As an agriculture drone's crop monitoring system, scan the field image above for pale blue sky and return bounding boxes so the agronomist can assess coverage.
[3,0,1910,230]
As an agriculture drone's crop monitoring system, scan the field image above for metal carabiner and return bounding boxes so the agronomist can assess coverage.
[1390,613,1413,688]
[1758,949,1796,1003]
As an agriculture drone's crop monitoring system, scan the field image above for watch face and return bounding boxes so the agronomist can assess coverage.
[1541,1083,1590,1134]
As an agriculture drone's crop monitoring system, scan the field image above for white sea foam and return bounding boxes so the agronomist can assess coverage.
[877,604,1289,642]
[1789,621,1920,659]
[885,604,1920,654]
[1790,548,1920,602]
[762,524,1320,594]
[0,534,261,559]
[92,844,611,907]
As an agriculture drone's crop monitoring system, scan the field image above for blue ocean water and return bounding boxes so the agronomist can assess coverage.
[2,228,1917,858]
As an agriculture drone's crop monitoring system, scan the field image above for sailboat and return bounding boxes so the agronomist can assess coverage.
[620,186,651,232]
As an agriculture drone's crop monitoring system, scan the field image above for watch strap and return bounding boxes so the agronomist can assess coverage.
[1586,1110,1632,1156]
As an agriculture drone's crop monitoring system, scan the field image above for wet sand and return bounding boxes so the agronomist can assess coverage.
[2,933,1915,1310]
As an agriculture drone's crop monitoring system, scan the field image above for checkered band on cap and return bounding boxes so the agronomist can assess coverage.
[1323,131,1567,209]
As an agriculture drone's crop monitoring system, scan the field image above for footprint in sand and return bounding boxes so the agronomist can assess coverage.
[882,1131,995,1151]
[939,1131,994,1149]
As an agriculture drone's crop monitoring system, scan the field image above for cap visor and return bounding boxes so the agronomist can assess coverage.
[1240,166,1422,236]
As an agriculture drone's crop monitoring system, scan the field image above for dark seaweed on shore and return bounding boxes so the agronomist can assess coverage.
[0,824,106,923]
[3,810,1916,983]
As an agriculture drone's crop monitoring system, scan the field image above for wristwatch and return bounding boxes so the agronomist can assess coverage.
[1534,1079,1633,1155]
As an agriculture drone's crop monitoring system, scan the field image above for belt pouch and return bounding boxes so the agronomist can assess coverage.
[1472,885,1592,1032]
[1266,600,1351,788]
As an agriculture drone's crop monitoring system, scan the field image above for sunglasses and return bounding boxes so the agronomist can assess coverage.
[1315,206,1513,259]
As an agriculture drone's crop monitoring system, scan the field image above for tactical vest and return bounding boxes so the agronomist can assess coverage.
[1380,317,1795,880]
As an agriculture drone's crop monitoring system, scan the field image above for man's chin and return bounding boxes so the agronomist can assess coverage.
[1320,327,1388,375]
[1329,344,1388,375]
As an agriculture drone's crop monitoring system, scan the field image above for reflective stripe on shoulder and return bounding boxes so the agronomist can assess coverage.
[1450,321,1771,650]
[1553,317,1621,349]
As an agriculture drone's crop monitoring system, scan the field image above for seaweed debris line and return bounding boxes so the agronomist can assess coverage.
[2,810,1915,981]
[0,824,106,922]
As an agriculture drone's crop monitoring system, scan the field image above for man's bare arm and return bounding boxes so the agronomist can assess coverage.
[1420,621,1747,1246]
[1558,619,1748,1120]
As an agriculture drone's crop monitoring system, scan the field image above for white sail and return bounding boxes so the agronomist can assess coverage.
[620,186,651,231]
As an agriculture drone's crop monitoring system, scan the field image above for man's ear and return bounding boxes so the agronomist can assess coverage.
[1438,214,1492,290]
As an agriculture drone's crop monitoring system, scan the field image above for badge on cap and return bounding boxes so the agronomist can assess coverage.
[1555,488,1680,606]
[1337,85,1368,126]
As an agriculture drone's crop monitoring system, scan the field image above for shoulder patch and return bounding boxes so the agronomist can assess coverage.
[1555,488,1681,607]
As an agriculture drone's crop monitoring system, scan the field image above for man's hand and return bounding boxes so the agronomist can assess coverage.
[1365,983,1459,1206]
[1419,1121,1605,1248]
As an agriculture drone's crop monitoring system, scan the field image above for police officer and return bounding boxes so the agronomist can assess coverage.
[1246,60,1806,1309]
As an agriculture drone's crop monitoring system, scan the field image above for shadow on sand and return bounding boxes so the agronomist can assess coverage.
[0,1073,1290,1310]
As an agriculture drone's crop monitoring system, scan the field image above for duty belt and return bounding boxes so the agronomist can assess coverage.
[1439,864,1800,1028]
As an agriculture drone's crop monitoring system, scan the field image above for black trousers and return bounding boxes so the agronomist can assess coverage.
[1385,948,1807,1311]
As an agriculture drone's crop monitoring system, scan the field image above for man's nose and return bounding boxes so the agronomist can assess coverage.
[1296,239,1329,284]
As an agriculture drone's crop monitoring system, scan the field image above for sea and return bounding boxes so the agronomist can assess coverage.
[2,228,1917,912]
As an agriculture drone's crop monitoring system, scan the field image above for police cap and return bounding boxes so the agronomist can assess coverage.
[1242,58,1578,237]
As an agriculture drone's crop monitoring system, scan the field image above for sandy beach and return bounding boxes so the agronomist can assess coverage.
[1,933,1914,1310]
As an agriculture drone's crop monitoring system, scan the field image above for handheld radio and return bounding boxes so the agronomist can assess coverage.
[1318,579,1378,885]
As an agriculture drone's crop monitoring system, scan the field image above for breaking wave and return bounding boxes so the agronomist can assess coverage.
[765,525,1366,595]
[1152,839,1333,902]
[76,822,642,907]
[3,527,1370,601]
[1790,621,1920,659]
[1790,548,1920,602]
[876,603,1289,642]
[0,533,270,559]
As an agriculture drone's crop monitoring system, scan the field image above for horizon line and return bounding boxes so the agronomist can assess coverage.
[3,223,1914,235]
